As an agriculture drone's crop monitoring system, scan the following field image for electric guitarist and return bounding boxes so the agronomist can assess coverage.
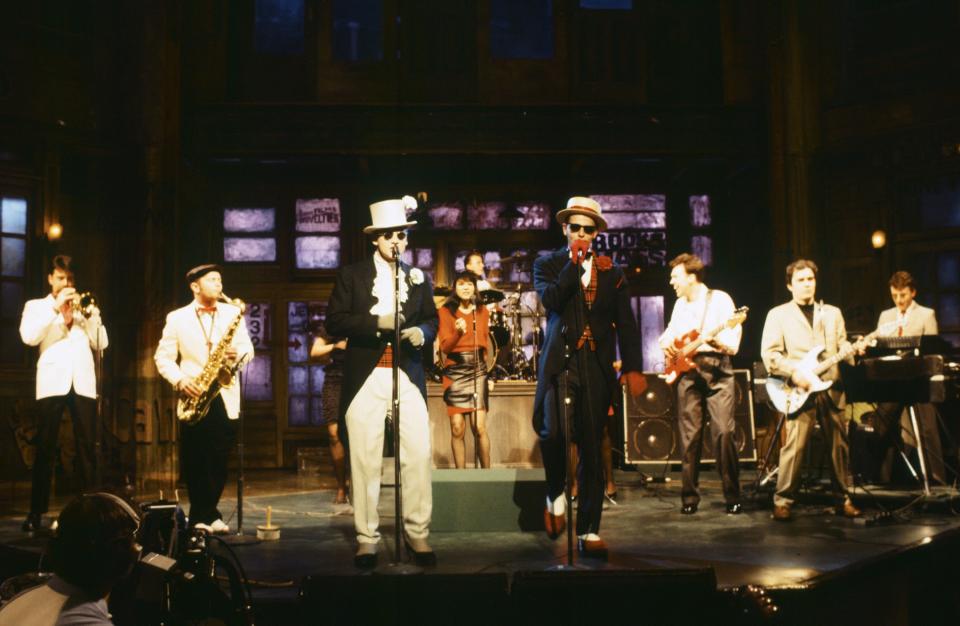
[659,253,744,515]
[760,259,861,522]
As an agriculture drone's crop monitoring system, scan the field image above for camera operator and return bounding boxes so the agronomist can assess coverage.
[0,493,140,626]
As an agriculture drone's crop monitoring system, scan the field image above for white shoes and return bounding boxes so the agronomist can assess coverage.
[194,519,230,534]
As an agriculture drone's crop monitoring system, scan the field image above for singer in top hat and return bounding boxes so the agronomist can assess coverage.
[325,197,439,568]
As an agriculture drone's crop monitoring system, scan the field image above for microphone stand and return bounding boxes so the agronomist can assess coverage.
[223,363,259,545]
[384,244,420,574]
[93,315,104,490]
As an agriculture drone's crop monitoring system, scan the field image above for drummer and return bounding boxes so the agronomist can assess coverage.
[438,271,492,468]
[464,250,493,292]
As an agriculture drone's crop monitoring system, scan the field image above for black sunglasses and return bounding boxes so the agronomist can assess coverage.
[379,230,407,241]
[567,224,597,235]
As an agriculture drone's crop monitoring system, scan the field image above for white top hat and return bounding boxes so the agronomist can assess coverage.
[556,196,607,231]
[363,196,419,234]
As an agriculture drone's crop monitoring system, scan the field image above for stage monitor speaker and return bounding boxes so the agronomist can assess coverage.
[511,568,718,625]
[623,369,757,466]
[300,572,509,626]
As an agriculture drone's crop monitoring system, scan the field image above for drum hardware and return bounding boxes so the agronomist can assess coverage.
[478,289,505,305]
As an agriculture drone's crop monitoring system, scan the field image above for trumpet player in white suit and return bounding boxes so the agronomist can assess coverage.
[19,255,109,533]
[155,264,253,534]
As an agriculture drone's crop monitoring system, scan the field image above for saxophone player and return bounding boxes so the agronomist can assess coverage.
[155,264,253,533]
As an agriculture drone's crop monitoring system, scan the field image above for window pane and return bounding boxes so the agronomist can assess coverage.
[1,237,25,277]
[939,252,960,289]
[224,237,277,262]
[295,198,341,233]
[289,396,309,426]
[414,248,433,269]
[243,302,272,351]
[692,235,713,266]
[333,0,383,62]
[294,236,341,269]
[224,208,275,233]
[919,182,960,229]
[690,195,711,227]
[468,202,507,230]
[310,365,326,394]
[593,230,667,267]
[581,0,632,8]
[427,203,465,230]
[242,354,273,401]
[511,203,551,230]
[939,294,960,328]
[637,295,665,372]
[255,0,305,55]
[1,197,27,234]
[490,0,554,60]
[288,332,309,363]
[1,282,23,318]
[289,365,309,394]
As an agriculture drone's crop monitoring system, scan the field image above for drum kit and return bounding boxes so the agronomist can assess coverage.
[433,251,544,381]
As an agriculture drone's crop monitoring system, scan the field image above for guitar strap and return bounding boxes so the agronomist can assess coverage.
[698,289,714,333]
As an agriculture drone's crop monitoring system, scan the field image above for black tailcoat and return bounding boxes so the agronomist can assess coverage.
[326,256,438,422]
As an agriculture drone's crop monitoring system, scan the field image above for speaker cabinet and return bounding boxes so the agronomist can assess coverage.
[623,369,757,465]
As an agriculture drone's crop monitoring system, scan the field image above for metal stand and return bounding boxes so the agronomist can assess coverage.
[906,404,932,496]
[222,367,259,546]
[756,411,786,489]
[382,247,421,575]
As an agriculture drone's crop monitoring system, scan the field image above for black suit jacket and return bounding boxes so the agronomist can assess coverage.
[325,256,438,422]
[532,247,642,426]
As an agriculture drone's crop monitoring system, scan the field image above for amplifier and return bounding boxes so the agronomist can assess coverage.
[622,369,757,466]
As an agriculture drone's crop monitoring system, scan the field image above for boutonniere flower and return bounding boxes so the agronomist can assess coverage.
[409,268,424,285]
[595,255,614,271]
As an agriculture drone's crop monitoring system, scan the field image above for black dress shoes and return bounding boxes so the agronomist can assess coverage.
[21,513,42,533]
[726,503,742,515]
[680,503,698,515]
[354,543,378,569]
[404,534,437,567]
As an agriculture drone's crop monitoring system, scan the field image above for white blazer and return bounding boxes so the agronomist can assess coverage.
[154,301,254,420]
[19,294,109,400]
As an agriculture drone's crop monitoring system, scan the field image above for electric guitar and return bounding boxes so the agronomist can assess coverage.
[765,322,897,415]
[663,307,749,385]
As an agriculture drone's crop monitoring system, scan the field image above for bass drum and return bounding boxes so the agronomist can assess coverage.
[484,330,501,373]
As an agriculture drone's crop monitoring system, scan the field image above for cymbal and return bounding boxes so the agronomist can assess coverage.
[434,285,452,297]
[479,289,505,304]
[498,251,532,265]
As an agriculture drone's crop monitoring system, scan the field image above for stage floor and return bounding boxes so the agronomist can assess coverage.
[3,468,959,601]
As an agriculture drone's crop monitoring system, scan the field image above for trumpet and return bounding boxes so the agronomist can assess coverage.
[71,292,98,317]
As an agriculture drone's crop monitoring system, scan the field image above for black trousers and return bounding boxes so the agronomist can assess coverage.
[872,402,945,485]
[538,350,611,536]
[180,395,236,525]
[677,354,740,506]
[30,389,97,514]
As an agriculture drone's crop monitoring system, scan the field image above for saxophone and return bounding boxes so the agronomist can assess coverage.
[177,294,246,424]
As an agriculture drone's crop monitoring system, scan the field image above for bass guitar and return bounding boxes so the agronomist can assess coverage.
[663,307,749,385]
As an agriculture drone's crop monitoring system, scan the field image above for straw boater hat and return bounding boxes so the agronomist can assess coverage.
[363,196,419,234]
[556,196,607,231]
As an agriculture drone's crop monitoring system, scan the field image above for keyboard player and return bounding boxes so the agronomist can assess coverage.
[871,271,945,485]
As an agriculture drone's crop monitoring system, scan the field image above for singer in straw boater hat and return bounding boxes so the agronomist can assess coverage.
[533,197,647,559]
[325,197,438,568]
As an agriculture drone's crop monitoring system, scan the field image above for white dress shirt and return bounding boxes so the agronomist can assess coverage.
[19,294,109,400]
[659,283,741,354]
[370,252,408,316]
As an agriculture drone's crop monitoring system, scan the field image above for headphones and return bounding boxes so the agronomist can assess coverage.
[48,493,143,594]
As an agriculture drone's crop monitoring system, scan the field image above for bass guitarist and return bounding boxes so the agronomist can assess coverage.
[659,253,743,515]
[760,259,861,521]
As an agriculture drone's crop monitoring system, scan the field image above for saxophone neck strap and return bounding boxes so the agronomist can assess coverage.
[195,307,217,354]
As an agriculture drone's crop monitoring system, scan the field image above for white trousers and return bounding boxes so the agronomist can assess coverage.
[345,367,433,544]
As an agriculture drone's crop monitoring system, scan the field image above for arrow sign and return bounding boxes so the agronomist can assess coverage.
[287,337,302,349]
